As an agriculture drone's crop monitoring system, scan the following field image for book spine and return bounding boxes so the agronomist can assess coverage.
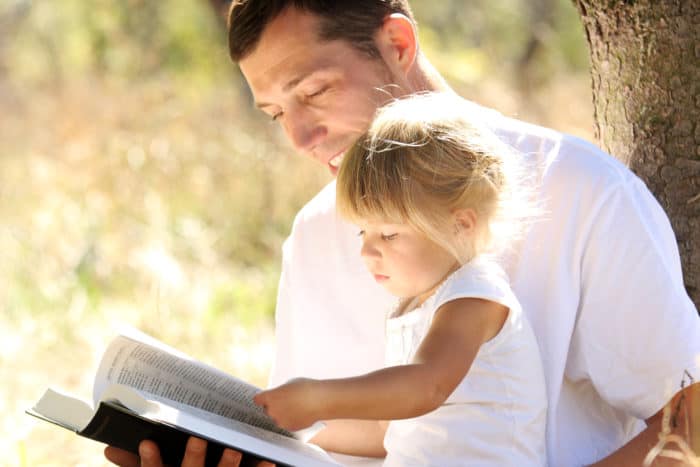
[80,402,234,467]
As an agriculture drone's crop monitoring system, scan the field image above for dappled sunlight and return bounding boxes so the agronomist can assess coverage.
[1,78,326,466]
[1,0,595,464]
[132,245,188,290]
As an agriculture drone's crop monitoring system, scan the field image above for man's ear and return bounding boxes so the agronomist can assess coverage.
[375,13,418,75]
[453,208,478,236]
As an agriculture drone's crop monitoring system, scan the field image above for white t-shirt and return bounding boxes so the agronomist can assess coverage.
[382,257,547,467]
[270,102,700,467]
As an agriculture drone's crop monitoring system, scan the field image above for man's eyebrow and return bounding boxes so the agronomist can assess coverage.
[255,100,274,109]
[282,71,312,92]
[254,70,324,109]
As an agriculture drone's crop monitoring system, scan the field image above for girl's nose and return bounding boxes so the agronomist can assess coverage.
[360,240,380,260]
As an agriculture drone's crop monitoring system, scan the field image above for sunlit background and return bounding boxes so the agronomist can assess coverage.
[0,0,593,465]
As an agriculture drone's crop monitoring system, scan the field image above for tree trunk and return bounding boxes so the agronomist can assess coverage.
[574,0,700,308]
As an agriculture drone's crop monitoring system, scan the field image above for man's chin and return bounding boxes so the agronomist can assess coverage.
[326,150,346,176]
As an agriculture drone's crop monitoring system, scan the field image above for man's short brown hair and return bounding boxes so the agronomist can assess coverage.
[227,0,414,62]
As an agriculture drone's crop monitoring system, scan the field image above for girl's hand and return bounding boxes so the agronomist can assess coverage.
[253,378,323,431]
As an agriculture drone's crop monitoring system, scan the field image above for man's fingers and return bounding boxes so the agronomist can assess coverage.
[104,446,140,467]
[254,461,276,467]
[219,448,244,467]
[239,457,276,467]
[139,440,165,467]
[104,441,164,467]
[180,438,265,467]
[104,437,272,467]
[181,437,208,467]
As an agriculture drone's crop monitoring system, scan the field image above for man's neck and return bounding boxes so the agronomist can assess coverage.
[409,54,452,94]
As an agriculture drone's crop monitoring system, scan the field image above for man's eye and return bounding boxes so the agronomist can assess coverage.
[306,87,328,99]
[271,112,283,121]
[381,233,398,241]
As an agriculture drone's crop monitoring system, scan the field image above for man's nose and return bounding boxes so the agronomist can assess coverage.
[284,106,326,156]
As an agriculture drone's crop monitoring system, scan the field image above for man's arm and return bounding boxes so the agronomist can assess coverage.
[563,172,700,466]
[589,382,699,467]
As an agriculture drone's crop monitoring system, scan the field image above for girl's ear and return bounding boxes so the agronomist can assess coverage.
[453,208,477,236]
[374,13,418,75]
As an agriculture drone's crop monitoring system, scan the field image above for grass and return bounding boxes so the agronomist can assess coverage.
[0,76,328,466]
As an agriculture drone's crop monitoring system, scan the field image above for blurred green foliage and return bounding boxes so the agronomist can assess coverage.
[0,0,590,327]
[0,0,593,341]
[5,0,230,85]
[2,0,588,89]
[413,0,588,76]
[1,2,594,464]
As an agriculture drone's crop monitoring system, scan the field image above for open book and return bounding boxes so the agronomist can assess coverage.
[27,328,339,467]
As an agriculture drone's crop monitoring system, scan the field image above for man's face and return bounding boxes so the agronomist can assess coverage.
[239,8,399,176]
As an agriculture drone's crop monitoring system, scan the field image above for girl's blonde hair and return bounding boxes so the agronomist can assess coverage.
[337,92,537,264]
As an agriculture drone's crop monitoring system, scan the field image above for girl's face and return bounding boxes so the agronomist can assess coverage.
[358,220,458,304]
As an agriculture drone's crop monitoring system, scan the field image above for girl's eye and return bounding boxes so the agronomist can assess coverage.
[271,112,283,121]
[381,233,398,241]
[357,230,365,237]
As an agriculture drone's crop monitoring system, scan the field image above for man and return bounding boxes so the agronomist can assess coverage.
[106,1,700,466]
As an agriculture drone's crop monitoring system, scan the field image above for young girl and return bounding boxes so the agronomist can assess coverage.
[254,93,547,466]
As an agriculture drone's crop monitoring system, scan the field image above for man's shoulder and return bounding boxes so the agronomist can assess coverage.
[292,180,337,228]
[485,110,638,190]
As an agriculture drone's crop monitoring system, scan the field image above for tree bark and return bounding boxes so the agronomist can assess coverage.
[574,0,700,307]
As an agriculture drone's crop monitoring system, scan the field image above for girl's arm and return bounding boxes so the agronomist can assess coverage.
[309,420,389,457]
[254,297,508,427]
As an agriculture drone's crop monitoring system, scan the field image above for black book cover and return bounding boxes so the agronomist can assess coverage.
[31,402,293,467]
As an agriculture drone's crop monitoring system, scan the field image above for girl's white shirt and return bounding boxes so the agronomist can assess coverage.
[382,256,547,467]
[270,102,700,467]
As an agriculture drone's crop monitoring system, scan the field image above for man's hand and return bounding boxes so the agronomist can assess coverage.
[588,381,699,466]
[104,436,275,467]
[253,378,323,431]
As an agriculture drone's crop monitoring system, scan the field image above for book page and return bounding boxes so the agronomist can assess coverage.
[139,398,341,467]
[28,388,95,431]
[28,384,159,432]
[27,384,340,467]
[93,331,287,436]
